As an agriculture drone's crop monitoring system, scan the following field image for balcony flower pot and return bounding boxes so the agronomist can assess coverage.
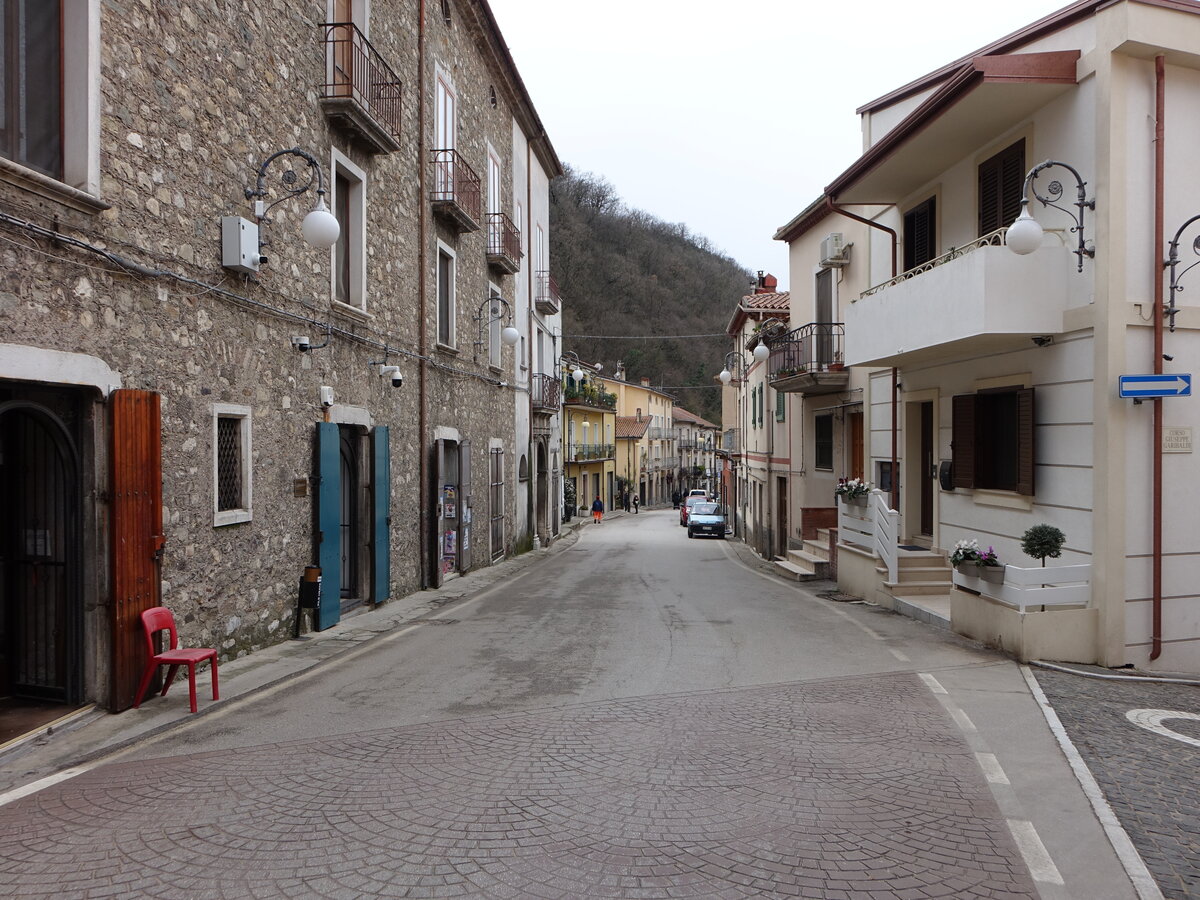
[828,363,846,371]
[977,565,1005,584]
[845,495,868,508]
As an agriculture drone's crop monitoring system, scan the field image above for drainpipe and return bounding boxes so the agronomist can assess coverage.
[417,0,430,588]
[826,198,900,510]
[1151,55,1165,660]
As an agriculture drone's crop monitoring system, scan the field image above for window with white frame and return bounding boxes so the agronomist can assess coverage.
[1,1,102,200]
[437,241,455,347]
[332,149,366,311]
[212,404,252,525]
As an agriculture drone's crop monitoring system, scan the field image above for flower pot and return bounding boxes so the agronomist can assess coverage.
[953,561,976,574]
[977,565,1005,584]
[845,495,867,508]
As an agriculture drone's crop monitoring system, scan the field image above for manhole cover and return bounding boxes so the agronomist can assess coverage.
[819,591,862,603]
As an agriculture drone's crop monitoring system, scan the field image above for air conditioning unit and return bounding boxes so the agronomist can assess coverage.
[820,232,849,268]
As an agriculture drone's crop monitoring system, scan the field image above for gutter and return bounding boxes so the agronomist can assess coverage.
[417,0,430,588]
[1151,55,1165,659]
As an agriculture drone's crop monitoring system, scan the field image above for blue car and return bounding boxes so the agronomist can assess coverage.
[687,502,726,539]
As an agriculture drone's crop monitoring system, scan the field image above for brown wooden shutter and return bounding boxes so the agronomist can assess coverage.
[904,197,936,270]
[978,140,1025,236]
[1015,387,1035,496]
[110,389,164,711]
[952,393,976,489]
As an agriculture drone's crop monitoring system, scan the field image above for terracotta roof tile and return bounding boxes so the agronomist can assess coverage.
[672,407,719,429]
[615,416,650,439]
[741,292,790,310]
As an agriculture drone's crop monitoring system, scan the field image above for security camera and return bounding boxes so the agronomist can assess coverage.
[380,365,402,387]
[291,335,311,352]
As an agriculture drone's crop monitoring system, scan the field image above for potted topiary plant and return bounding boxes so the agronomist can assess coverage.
[1021,524,1065,567]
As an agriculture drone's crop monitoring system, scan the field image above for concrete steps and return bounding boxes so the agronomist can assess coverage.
[773,531,834,581]
[879,547,953,628]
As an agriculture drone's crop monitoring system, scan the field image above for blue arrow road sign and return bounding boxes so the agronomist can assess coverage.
[1118,374,1192,398]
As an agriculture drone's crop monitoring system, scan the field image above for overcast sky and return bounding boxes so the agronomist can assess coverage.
[488,0,1077,290]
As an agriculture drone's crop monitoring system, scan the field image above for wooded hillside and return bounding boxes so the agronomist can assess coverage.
[550,167,753,424]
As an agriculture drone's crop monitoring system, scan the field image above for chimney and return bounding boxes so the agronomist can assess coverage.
[614,361,626,382]
[640,377,651,387]
[754,272,778,294]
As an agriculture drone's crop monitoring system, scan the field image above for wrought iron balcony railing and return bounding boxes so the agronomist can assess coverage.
[319,22,403,153]
[563,383,616,410]
[531,373,560,412]
[486,212,522,274]
[567,443,615,462]
[861,227,1008,297]
[722,428,741,453]
[535,270,561,315]
[430,149,481,232]
[767,323,846,380]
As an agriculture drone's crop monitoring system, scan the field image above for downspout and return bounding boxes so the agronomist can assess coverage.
[1151,55,1165,660]
[527,139,535,542]
[417,0,430,588]
[826,198,900,510]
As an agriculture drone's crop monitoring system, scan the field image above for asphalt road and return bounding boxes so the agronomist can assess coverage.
[0,510,1141,898]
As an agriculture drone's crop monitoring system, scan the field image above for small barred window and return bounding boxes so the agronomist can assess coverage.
[216,417,243,511]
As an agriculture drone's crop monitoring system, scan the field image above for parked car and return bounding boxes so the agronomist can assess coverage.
[687,489,709,499]
[687,502,726,539]
[679,494,706,527]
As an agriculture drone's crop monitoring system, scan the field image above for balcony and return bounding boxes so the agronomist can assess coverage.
[430,149,481,233]
[319,23,403,154]
[563,382,616,411]
[531,373,560,414]
[845,228,1080,367]
[535,271,561,315]
[768,323,849,395]
[722,428,740,453]
[567,443,615,462]
[648,426,673,440]
[486,212,522,274]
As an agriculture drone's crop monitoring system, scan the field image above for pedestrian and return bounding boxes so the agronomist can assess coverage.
[591,495,604,524]
[672,491,681,509]
[632,494,640,514]
[623,492,631,512]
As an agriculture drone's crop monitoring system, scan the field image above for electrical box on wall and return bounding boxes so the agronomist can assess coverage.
[221,216,261,273]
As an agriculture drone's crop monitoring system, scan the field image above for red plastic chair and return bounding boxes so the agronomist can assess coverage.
[133,606,219,713]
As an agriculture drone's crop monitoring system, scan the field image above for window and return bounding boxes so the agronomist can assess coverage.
[903,196,936,271]
[2,0,60,177]
[212,404,252,525]
[775,390,785,423]
[952,387,1035,494]
[814,415,833,470]
[978,139,1025,237]
[331,151,366,310]
[437,243,455,347]
[1,1,100,199]
[435,72,455,152]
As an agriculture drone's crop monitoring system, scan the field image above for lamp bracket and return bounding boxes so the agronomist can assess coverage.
[1022,159,1094,272]
[245,147,328,223]
[1165,212,1200,332]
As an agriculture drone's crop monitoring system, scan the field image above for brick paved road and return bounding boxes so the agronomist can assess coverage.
[0,674,1037,899]
[1033,670,1200,900]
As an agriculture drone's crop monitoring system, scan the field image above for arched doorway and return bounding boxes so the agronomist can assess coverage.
[0,402,82,710]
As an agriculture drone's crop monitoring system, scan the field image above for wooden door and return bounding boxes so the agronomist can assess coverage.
[920,402,934,536]
[110,390,163,711]
[848,412,864,481]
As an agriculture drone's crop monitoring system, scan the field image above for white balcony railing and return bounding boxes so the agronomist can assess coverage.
[845,228,1082,367]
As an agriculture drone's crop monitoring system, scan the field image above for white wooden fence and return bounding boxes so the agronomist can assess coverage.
[951,563,1091,611]
[837,489,900,583]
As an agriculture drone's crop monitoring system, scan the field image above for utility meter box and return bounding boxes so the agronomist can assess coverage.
[221,216,261,273]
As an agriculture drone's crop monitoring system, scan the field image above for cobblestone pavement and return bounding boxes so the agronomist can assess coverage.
[0,674,1037,899]
[1032,668,1200,900]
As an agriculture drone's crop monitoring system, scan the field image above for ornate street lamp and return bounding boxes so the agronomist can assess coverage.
[1007,159,1095,272]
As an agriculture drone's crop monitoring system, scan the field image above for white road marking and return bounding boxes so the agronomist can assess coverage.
[1126,709,1200,749]
[975,752,1010,784]
[1022,666,1164,900]
[1007,819,1065,885]
[0,767,90,808]
[890,648,910,662]
[951,707,977,732]
[918,672,947,694]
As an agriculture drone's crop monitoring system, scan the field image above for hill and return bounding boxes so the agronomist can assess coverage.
[550,166,752,424]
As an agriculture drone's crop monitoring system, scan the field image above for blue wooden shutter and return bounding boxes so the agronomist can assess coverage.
[315,422,342,630]
[372,426,390,604]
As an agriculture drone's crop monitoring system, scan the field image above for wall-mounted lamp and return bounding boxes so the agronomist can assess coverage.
[1007,159,1095,272]
[222,147,340,274]
[1164,213,1200,332]
[561,350,585,384]
[718,348,761,384]
[473,295,520,361]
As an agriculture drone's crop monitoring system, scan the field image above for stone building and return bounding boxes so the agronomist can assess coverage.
[0,0,562,716]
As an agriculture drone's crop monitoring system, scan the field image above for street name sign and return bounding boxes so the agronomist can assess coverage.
[1118,374,1192,398]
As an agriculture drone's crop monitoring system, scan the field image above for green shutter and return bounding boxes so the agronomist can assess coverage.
[372,426,391,604]
[315,422,341,630]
